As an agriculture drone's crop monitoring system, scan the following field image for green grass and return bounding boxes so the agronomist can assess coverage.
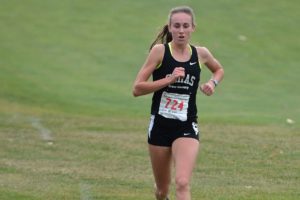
[0,0,299,199]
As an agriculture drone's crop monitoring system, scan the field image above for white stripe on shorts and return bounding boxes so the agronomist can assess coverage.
[148,115,155,139]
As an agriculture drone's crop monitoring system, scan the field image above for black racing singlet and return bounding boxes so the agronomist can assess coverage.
[151,43,201,121]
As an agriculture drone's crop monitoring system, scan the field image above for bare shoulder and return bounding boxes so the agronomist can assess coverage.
[195,46,212,61]
[195,46,223,72]
[146,43,165,66]
[195,46,216,64]
[150,44,165,56]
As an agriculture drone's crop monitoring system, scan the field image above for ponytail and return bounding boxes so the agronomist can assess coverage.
[149,25,172,50]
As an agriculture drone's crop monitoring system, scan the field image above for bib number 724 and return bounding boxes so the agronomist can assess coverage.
[158,92,190,121]
[165,97,184,111]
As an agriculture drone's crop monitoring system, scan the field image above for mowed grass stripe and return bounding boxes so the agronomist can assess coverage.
[1,112,299,199]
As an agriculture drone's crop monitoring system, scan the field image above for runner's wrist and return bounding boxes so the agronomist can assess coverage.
[167,74,176,84]
[209,79,218,87]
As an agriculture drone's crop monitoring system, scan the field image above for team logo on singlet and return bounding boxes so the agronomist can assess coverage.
[166,74,196,86]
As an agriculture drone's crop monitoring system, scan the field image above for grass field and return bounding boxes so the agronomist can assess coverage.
[0,0,299,199]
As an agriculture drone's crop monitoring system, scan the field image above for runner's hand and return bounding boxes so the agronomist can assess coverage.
[200,81,215,96]
[169,67,185,84]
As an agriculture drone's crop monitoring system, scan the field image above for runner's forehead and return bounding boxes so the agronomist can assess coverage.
[170,13,193,24]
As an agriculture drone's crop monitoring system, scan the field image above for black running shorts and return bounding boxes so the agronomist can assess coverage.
[148,114,200,147]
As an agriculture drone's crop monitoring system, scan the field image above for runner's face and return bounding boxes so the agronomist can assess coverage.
[169,13,195,45]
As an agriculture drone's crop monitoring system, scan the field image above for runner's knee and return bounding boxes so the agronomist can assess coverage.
[175,176,190,192]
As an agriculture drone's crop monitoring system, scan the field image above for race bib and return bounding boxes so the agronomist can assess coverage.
[158,92,190,121]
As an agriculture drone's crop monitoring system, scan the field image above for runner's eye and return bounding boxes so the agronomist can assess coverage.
[173,24,180,28]
[183,23,190,28]
[172,23,190,29]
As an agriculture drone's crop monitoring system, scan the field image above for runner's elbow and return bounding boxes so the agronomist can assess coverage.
[132,89,139,97]
[132,85,142,97]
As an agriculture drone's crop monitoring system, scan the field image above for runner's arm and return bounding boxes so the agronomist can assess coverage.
[133,44,184,97]
[197,47,224,96]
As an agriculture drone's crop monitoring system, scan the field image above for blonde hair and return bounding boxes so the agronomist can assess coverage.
[150,6,196,50]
